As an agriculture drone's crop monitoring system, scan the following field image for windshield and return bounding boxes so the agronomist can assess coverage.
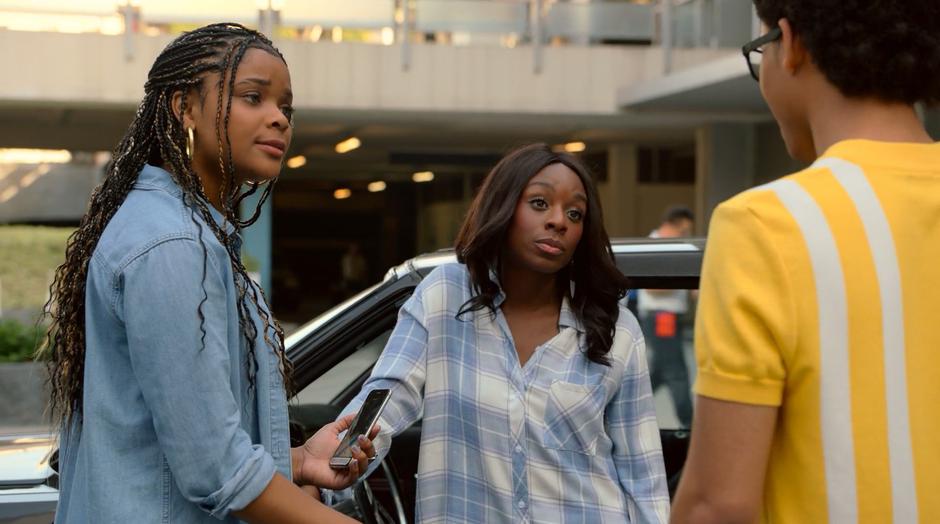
[285,280,387,348]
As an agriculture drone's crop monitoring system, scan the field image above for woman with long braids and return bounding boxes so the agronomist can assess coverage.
[45,24,373,523]
[336,144,669,522]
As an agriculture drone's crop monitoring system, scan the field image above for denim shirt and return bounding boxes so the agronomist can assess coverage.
[55,164,291,523]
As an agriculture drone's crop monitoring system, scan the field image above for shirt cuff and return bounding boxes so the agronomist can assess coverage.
[694,368,784,406]
[203,446,277,519]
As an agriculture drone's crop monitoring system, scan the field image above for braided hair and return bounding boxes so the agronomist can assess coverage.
[41,23,293,427]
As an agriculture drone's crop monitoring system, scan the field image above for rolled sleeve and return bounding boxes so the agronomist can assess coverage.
[337,285,430,477]
[202,449,276,518]
[693,201,791,406]
[323,291,430,506]
[122,238,275,518]
[606,334,670,524]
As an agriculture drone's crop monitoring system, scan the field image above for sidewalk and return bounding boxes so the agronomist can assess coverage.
[0,424,52,436]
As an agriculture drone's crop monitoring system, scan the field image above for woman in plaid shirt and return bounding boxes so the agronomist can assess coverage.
[341,143,669,523]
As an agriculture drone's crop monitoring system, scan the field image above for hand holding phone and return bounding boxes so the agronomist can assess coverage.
[294,410,382,490]
[330,388,391,469]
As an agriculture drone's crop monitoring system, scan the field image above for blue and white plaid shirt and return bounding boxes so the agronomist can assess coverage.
[342,263,669,523]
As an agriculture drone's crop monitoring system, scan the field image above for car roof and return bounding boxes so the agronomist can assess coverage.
[287,237,704,347]
[389,237,704,278]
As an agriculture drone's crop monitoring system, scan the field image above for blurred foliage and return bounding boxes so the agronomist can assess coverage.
[0,225,73,312]
[242,251,261,273]
[0,318,44,362]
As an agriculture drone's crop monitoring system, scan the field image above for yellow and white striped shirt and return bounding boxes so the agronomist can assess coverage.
[695,139,940,523]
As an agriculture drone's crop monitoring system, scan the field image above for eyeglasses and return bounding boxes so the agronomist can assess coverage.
[742,27,782,81]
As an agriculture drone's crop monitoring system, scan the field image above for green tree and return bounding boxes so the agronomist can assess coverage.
[0,319,44,362]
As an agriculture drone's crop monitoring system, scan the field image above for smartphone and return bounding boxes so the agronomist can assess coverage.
[329,388,391,469]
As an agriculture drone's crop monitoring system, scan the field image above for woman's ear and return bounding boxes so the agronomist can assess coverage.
[170,89,197,130]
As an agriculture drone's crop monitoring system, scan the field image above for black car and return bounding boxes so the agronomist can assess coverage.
[0,237,702,524]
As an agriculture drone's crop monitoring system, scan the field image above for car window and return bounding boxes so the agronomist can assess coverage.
[628,287,697,430]
[293,329,392,406]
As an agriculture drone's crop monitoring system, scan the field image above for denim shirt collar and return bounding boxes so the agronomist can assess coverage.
[136,164,239,241]
[488,268,584,333]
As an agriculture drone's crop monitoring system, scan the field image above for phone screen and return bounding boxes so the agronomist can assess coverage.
[331,389,390,463]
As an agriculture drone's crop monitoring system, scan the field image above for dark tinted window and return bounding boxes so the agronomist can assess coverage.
[638,146,695,184]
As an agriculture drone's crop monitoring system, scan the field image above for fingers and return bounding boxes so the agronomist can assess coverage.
[367,423,381,440]
[333,413,357,432]
[347,452,361,477]
[357,434,376,461]
[350,444,369,476]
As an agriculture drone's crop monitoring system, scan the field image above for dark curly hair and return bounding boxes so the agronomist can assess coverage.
[754,0,940,106]
[41,23,293,427]
[454,143,630,366]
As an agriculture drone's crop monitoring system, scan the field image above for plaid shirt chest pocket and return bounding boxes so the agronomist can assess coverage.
[538,380,606,455]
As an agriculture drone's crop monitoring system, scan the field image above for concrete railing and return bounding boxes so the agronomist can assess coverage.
[0,0,755,75]
[0,30,731,117]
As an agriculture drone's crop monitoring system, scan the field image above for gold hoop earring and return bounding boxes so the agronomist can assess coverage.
[186,127,195,162]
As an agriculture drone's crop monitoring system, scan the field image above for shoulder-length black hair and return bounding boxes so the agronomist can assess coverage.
[454,143,629,366]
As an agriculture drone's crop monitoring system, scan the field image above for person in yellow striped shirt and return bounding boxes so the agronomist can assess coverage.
[671,1,940,523]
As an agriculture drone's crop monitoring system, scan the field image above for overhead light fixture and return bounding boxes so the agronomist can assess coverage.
[563,141,586,153]
[0,148,72,164]
[335,137,361,154]
[286,155,306,168]
[332,26,343,43]
[381,27,394,46]
[333,188,352,200]
[367,181,387,192]
[100,17,123,35]
[412,171,434,183]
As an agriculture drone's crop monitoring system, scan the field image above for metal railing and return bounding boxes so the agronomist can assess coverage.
[0,0,756,74]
